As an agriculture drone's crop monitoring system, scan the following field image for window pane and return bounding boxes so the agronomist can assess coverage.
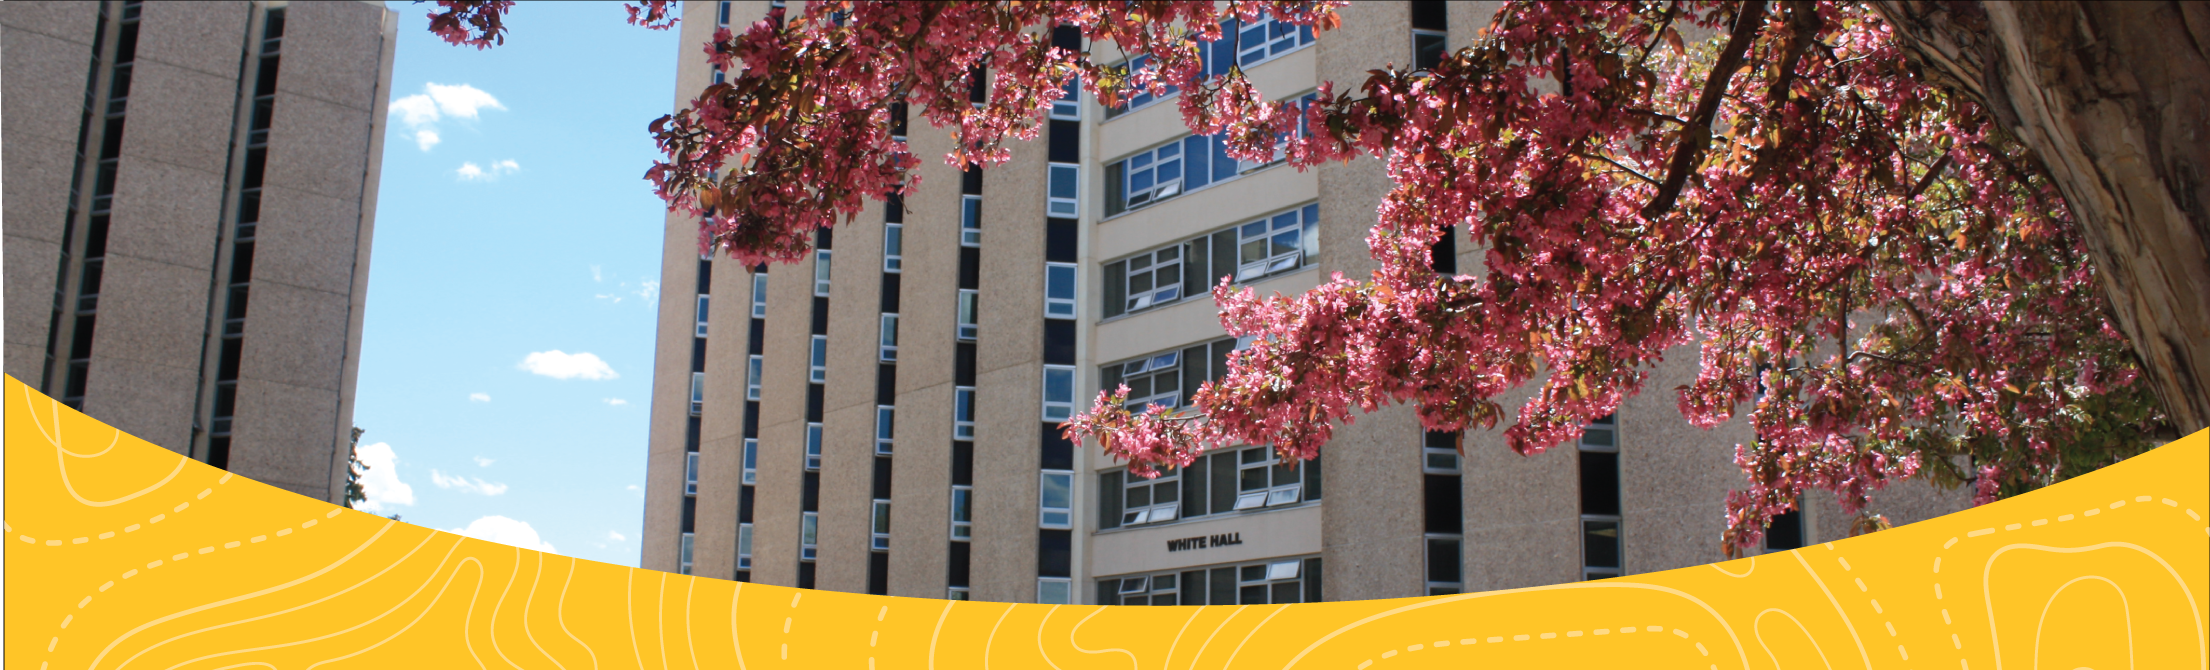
[1047,265,1076,300]
[1044,368,1073,404]
[1583,519,1621,569]
[1050,165,1077,199]
[1039,580,1071,605]
[1041,473,1071,508]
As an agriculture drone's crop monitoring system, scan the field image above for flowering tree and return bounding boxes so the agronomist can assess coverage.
[429,0,2197,555]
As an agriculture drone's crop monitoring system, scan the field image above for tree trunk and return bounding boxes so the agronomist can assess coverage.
[1872,0,2210,435]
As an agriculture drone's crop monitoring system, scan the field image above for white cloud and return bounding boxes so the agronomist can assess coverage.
[636,279,660,301]
[354,442,414,512]
[455,159,520,181]
[445,516,556,553]
[388,83,504,152]
[425,82,505,119]
[519,350,618,380]
[607,531,627,542]
[469,392,490,402]
[473,456,496,467]
[391,93,440,127]
[603,398,628,406]
[591,265,604,282]
[430,469,509,496]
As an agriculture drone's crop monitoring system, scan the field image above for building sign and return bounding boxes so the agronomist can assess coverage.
[1165,532,1244,552]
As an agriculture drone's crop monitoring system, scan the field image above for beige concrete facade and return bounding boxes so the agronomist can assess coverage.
[1,0,395,503]
[640,0,1972,605]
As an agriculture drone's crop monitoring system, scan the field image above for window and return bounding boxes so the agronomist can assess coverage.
[1105,54,1178,117]
[880,313,899,361]
[1118,140,1184,209]
[953,386,976,440]
[800,511,818,561]
[1119,468,1179,525]
[1112,351,1183,410]
[875,405,895,455]
[813,249,833,296]
[1041,365,1077,422]
[717,0,730,26]
[1051,78,1081,120]
[746,355,763,400]
[737,522,753,569]
[679,532,695,575]
[883,223,903,272]
[960,195,982,247]
[1411,1,1448,71]
[1099,338,1236,415]
[1040,470,1073,528]
[684,452,699,496]
[690,372,705,416]
[956,290,979,341]
[742,438,758,485]
[1426,534,1462,595]
[950,485,973,539]
[871,499,892,550]
[1104,114,1314,217]
[810,335,828,383]
[1580,414,1622,580]
[1228,15,1316,67]
[948,587,970,601]
[1048,164,1079,217]
[1423,432,1460,474]
[1232,206,1316,281]
[712,66,725,85]
[751,273,769,318]
[695,294,710,337]
[805,422,823,471]
[1037,578,1072,605]
[1765,508,1805,552]
[1238,559,1310,604]
[1101,557,1318,606]
[1413,29,1447,71]
[1044,263,1077,318]
[1115,573,1178,606]
[1234,447,1306,511]
[1115,246,1182,313]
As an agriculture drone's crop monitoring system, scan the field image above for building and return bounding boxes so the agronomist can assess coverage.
[2,0,397,503]
[643,0,1969,602]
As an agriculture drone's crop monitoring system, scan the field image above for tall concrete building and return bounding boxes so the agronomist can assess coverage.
[2,0,396,503]
[644,1,1968,602]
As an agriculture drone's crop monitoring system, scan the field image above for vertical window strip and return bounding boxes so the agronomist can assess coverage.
[1579,415,1622,580]
[207,5,283,468]
[52,1,148,411]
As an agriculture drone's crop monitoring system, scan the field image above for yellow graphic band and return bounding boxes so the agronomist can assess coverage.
[7,375,2205,669]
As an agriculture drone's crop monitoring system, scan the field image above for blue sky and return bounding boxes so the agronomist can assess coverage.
[352,1,682,567]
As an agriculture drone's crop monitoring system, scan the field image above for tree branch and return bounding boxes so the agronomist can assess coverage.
[1906,152,1954,199]
[1579,152,1661,185]
[1641,0,1771,220]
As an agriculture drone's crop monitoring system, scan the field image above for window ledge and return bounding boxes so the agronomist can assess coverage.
[1090,498,1321,537]
[1095,264,1318,328]
[1100,158,1294,225]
